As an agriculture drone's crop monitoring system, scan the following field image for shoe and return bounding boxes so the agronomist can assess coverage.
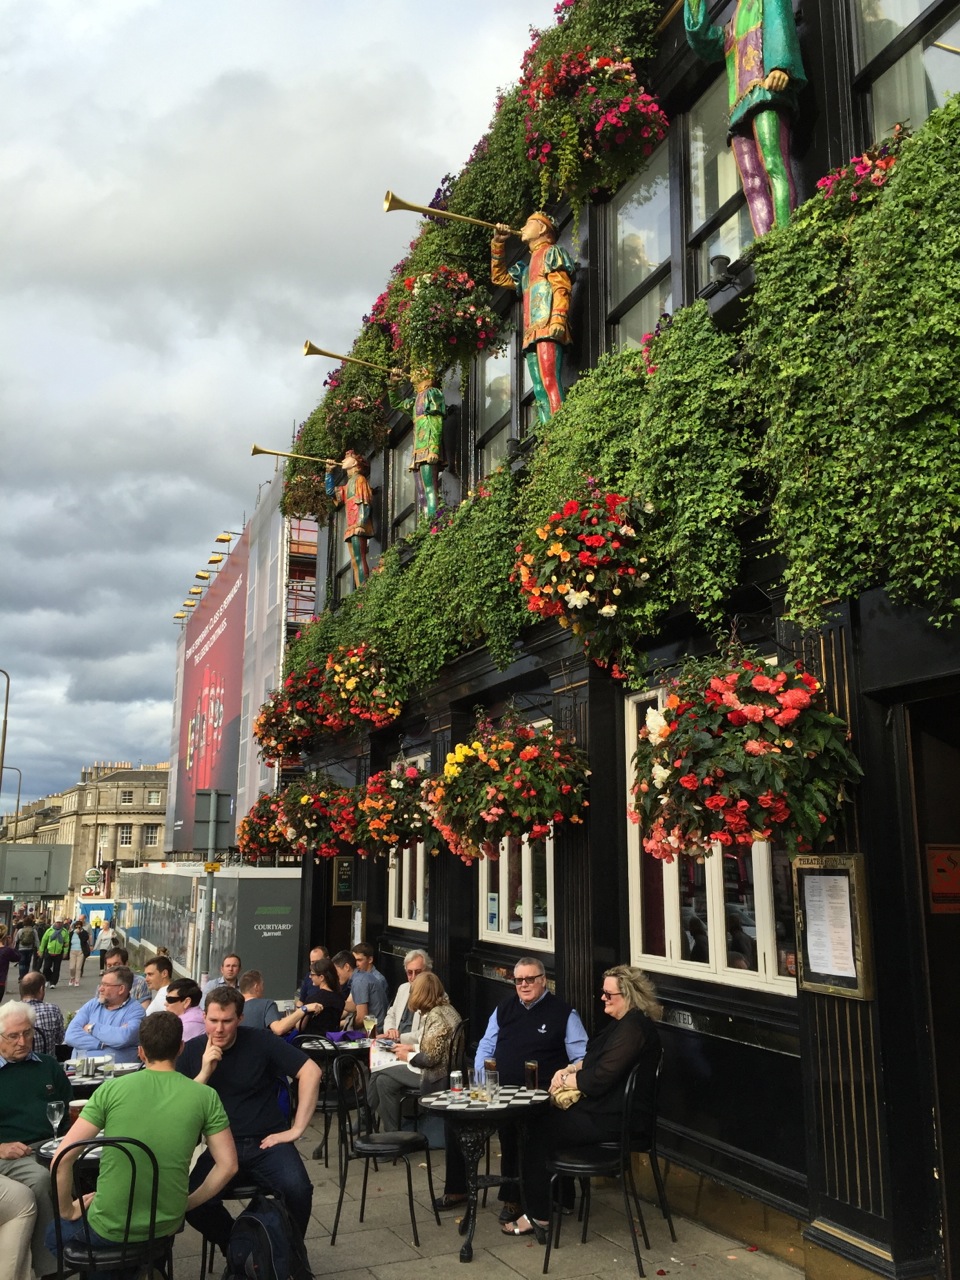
[433,1193,468,1212]
[501,1215,547,1242]
[498,1202,521,1224]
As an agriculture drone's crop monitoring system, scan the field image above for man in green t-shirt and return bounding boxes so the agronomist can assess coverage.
[49,1011,237,1253]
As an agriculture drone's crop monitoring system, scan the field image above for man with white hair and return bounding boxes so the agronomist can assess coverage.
[0,1001,72,1277]
[380,949,433,1045]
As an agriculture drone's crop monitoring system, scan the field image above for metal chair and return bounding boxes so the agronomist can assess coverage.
[199,1180,260,1275]
[397,1016,469,1136]
[51,1137,175,1279]
[330,1055,441,1247]
[625,1050,675,1242]
[541,1059,654,1277]
[292,1036,345,1166]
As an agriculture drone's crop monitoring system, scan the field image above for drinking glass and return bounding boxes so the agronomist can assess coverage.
[468,1068,484,1100]
[46,1101,66,1143]
[100,1053,115,1077]
[485,1070,500,1105]
[362,1015,377,1039]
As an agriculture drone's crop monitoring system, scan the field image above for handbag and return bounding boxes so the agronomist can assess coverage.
[550,1085,582,1110]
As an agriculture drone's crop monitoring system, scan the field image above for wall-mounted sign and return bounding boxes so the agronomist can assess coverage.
[925,844,960,914]
[333,856,354,906]
[84,868,102,886]
[792,853,873,999]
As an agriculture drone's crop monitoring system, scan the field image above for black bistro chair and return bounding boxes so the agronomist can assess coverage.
[292,1036,347,1167]
[50,1137,176,1280]
[542,1059,655,1278]
[198,1179,261,1276]
[397,1017,469,1137]
[330,1055,441,1247]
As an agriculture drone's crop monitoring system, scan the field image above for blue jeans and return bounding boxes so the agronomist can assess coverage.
[45,1217,136,1280]
[186,1135,313,1252]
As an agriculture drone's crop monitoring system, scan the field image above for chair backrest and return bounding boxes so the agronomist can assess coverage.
[51,1136,163,1268]
[333,1055,374,1156]
[622,1044,664,1156]
[446,1018,468,1077]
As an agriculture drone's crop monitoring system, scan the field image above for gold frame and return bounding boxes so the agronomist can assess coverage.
[792,853,874,999]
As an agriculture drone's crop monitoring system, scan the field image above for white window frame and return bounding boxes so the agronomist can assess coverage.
[118,823,133,848]
[146,789,162,806]
[144,824,160,847]
[625,689,796,995]
[387,753,430,932]
[119,790,134,805]
[478,833,556,952]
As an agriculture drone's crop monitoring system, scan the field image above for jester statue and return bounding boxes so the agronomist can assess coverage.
[388,367,445,518]
[685,0,807,236]
[491,211,576,425]
[324,449,374,587]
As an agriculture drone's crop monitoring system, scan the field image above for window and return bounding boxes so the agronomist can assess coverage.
[478,834,555,951]
[118,824,133,848]
[609,143,674,347]
[146,789,162,806]
[863,5,960,134]
[144,824,160,847]
[119,790,134,805]
[390,429,417,540]
[332,505,354,597]
[238,692,250,794]
[688,74,754,287]
[86,792,94,808]
[388,843,430,932]
[625,692,796,993]
[477,341,514,476]
[97,825,108,847]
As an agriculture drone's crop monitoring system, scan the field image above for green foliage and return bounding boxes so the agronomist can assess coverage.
[527,0,662,71]
[287,468,527,696]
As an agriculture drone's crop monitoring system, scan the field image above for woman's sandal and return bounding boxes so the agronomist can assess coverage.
[501,1215,547,1242]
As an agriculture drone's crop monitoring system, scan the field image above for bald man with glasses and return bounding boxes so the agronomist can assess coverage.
[437,957,587,1216]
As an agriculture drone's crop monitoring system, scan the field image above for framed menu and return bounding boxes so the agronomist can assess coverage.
[792,853,873,999]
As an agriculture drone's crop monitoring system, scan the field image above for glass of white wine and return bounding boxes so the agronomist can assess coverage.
[46,1100,66,1144]
[362,1015,376,1039]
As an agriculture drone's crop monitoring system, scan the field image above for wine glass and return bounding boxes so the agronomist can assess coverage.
[46,1100,66,1144]
[362,1015,376,1039]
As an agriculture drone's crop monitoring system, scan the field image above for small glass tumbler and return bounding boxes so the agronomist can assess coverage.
[468,1068,484,1100]
[485,1069,500,1105]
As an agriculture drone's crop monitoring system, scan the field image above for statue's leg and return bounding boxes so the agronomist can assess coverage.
[419,464,439,518]
[526,350,552,425]
[731,129,774,237]
[536,341,565,418]
[753,109,798,229]
[348,536,369,586]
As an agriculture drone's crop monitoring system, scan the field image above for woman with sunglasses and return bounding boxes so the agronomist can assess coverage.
[165,979,205,1041]
[502,965,663,1240]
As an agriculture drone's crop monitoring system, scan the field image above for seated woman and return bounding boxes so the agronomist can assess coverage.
[367,972,460,1131]
[274,958,346,1038]
[503,964,662,1239]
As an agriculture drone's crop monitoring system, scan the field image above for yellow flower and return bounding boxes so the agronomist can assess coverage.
[345,677,358,691]
[444,764,461,779]
[548,541,564,556]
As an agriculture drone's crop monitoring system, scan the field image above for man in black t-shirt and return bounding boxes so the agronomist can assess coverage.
[176,986,320,1252]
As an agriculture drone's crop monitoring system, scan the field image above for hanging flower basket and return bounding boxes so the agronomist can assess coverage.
[276,776,361,860]
[356,762,440,856]
[422,709,589,862]
[237,792,294,864]
[513,488,655,674]
[253,644,403,763]
[400,265,511,375]
[629,650,862,861]
[519,47,669,214]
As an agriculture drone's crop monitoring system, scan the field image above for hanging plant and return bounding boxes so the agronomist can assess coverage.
[512,485,655,676]
[422,708,589,863]
[237,792,294,864]
[519,47,668,218]
[629,650,862,861]
[276,775,362,860]
[400,265,512,377]
[356,762,440,856]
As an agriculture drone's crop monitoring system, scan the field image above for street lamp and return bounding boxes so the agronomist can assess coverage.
[0,668,9,813]
[1,766,22,841]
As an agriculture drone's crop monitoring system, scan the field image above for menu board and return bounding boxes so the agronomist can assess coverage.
[792,854,873,999]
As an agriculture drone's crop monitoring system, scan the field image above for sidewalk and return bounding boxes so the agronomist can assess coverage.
[43,972,802,1279]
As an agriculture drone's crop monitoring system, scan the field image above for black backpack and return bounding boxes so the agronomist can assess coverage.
[222,1192,313,1280]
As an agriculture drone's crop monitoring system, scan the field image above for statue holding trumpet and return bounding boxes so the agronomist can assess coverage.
[388,366,446,518]
[324,449,374,588]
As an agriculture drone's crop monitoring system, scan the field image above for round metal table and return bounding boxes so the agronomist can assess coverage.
[419,1086,551,1262]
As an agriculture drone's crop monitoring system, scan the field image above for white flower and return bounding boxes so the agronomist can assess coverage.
[645,706,670,741]
[566,589,591,609]
[619,524,635,536]
[651,763,671,789]
[599,604,618,617]
[643,501,655,513]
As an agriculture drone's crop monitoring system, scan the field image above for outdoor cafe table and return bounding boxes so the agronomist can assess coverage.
[419,1085,551,1262]
[295,1035,372,1161]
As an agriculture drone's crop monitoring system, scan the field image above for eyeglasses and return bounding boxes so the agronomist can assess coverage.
[165,994,183,1003]
[405,967,424,978]
[0,1029,34,1042]
[600,989,621,1001]
[514,974,544,986]
[98,982,122,990]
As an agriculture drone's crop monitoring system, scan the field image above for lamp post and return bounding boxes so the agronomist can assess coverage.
[1,766,22,841]
[0,669,9,815]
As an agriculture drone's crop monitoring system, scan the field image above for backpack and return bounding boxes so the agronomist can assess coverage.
[222,1192,313,1280]
[17,927,37,949]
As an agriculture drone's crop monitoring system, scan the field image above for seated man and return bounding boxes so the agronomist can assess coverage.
[19,971,66,1056]
[64,965,145,1063]
[165,978,206,1041]
[381,948,431,1044]
[103,948,149,1004]
[0,1001,72,1277]
[238,970,283,1032]
[345,943,389,1032]
[177,985,320,1253]
[142,954,174,1012]
[48,1011,238,1256]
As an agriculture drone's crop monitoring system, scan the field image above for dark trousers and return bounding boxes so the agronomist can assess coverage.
[186,1136,313,1252]
[521,1106,619,1221]
[42,954,63,986]
[18,949,34,980]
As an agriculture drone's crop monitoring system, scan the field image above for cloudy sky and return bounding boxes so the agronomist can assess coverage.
[0,0,558,813]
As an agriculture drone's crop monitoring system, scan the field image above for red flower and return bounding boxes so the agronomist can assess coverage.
[678,773,699,790]
[726,710,748,727]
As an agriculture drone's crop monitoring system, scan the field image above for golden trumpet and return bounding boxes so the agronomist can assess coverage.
[251,443,335,465]
[302,339,404,378]
[383,190,521,236]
